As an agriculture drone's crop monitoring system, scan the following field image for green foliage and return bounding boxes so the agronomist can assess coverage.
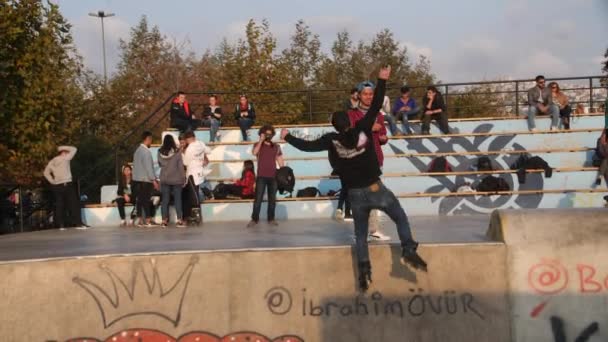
[0,0,84,184]
[449,84,511,119]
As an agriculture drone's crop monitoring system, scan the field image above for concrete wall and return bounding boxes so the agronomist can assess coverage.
[489,209,608,342]
[0,243,509,342]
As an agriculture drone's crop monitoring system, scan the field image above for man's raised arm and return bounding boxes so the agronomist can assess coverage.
[281,129,331,152]
[358,66,391,131]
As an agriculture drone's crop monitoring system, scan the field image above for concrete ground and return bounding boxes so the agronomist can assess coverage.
[0,215,490,262]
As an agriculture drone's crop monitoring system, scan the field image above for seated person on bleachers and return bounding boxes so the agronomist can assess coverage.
[170,91,197,132]
[526,75,560,131]
[114,164,161,227]
[595,129,608,186]
[201,94,223,142]
[234,94,256,142]
[549,82,572,130]
[343,87,359,111]
[114,165,135,227]
[223,160,256,199]
[392,86,420,135]
[421,86,450,135]
[381,95,402,136]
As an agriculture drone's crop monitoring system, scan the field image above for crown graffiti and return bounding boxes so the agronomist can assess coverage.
[73,255,199,328]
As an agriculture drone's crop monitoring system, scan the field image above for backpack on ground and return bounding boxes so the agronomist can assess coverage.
[476,156,494,171]
[212,183,228,200]
[476,176,510,192]
[296,187,320,198]
[428,156,453,173]
[276,166,295,194]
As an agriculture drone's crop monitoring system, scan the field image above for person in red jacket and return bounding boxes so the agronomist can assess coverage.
[224,160,256,199]
[347,81,390,242]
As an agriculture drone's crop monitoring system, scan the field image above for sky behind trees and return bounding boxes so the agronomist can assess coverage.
[55,0,608,83]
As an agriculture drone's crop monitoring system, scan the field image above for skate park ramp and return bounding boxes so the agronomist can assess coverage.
[0,208,606,341]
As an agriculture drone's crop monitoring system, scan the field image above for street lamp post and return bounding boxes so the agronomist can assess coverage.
[89,10,115,85]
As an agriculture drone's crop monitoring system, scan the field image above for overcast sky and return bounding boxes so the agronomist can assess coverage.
[54,0,608,83]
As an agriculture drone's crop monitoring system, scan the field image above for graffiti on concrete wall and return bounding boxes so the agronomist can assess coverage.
[63,258,305,342]
[388,123,545,215]
[526,259,602,341]
[72,256,199,328]
[264,286,485,320]
[55,330,303,342]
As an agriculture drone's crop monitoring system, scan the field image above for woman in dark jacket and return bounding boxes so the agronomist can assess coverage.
[115,165,135,226]
[233,94,256,141]
[158,134,186,227]
[421,86,450,135]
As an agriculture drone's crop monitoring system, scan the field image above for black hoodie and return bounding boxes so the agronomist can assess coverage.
[285,79,385,189]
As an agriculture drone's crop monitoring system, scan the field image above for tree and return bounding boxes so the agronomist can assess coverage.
[0,0,84,184]
[280,19,322,88]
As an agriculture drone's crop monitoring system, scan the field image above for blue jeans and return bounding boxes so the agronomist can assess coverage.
[528,104,559,130]
[383,114,401,136]
[398,107,421,134]
[161,184,183,221]
[201,118,221,142]
[348,181,415,263]
[251,176,277,222]
[237,117,254,141]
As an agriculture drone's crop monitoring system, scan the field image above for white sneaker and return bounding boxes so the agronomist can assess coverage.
[343,215,354,222]
[75,224,90,230]
[550,126,557,131]
[368,231,391,242]
[529,128,538,132]
[119,220,126,227]
[334,209,344,220]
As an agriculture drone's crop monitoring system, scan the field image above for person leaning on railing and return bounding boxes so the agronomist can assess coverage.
[233,94,256,142]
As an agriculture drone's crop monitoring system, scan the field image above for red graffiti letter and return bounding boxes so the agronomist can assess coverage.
[577,264,602,293]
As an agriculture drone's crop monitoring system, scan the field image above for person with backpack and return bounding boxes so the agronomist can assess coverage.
[222,160,256,199]
[158,135,187,228]
[281,66,426,292]
[248,125,285,227]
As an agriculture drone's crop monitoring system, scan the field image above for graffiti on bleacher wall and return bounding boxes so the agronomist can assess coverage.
[388,123,545,215]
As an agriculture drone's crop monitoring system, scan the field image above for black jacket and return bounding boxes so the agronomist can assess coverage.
[233,103,256,120]
[202,105,223,120]
[422,93,446,113]
[170,100,192,124]
[285,79,386,189]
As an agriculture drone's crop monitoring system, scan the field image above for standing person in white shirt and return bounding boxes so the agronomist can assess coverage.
[132,131,160,227]
[43,146,88,230]
[182,130,212,225]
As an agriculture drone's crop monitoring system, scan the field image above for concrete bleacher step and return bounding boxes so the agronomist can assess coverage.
[163,114,604,143]
[205,148,594,179]
[84,188,608,225]
[155,128,601,162]
[203,169,601,197]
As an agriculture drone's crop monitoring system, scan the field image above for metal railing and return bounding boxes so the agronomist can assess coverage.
[75,75,606,205]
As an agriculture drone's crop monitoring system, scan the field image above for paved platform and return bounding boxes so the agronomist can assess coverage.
[0,215,490,262]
